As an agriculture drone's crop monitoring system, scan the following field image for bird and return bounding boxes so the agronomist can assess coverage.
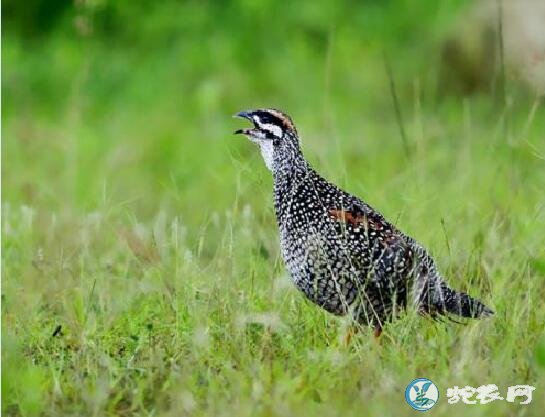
[234,108,493,337]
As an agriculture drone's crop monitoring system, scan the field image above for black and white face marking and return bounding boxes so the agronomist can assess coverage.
[234,109,292,140]
[234,108,300,171]
[254,114,284,139]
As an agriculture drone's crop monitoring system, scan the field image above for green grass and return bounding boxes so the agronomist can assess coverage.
[3,1,545,416]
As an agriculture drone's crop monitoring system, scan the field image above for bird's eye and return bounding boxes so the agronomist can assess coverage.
[260,114,274,124]
[257,112,282,127]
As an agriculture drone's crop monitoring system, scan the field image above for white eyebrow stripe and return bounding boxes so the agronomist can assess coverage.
[261,123,283,138]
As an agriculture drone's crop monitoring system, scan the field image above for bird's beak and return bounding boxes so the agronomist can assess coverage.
[234,110,252,120]
[233,110,255,135]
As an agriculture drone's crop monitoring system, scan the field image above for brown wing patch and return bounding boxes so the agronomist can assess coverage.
[329,208,403,249]
[328,209,368,227]
[328,208,392,233]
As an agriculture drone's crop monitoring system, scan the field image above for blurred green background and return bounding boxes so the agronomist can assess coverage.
[3,0,488,220]
[3,1,545,416]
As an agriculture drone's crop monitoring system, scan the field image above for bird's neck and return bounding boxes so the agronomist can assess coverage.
[272,154,312,223]
[273,153,309,179]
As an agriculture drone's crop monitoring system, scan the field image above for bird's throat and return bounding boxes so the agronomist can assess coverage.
[258,140,275,171]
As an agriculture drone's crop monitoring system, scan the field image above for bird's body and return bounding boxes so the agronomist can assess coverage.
[235,108,493,334]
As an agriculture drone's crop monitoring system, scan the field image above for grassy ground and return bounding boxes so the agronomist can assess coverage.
[3,1,545,416]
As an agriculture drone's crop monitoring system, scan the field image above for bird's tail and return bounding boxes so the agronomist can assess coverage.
[419,281,494,319]
[408,240,493,319]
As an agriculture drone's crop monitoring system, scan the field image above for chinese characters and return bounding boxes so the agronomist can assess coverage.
[447,385,535,405]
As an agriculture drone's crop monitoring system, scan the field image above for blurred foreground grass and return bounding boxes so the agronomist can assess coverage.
[2,1,545,416]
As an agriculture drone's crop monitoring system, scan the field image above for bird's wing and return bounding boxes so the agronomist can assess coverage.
[326,200,414,278]
[310,175,408,257]
[326,197,398,239]
[326,201,414,323]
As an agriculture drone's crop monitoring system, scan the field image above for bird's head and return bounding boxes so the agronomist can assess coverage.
[234,108,303,172]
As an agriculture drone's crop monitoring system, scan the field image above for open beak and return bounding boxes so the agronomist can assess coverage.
[233,110,256,135]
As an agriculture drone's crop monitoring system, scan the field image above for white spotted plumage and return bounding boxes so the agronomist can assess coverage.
[234,108,493,334]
